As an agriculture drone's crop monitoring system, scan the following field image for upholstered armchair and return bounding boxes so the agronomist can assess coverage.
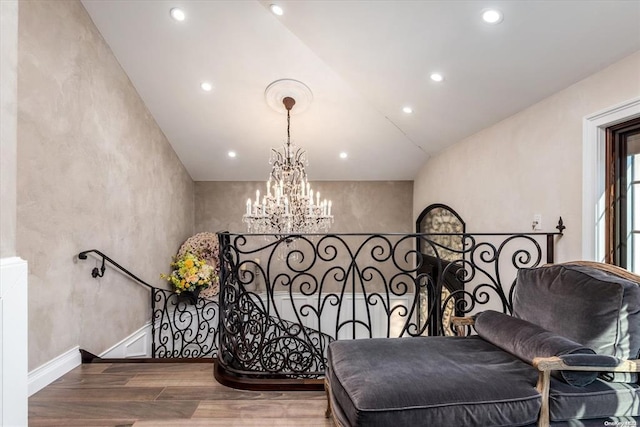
[325,262,640,426]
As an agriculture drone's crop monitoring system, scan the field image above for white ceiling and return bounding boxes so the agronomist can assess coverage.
[81,0,640,181]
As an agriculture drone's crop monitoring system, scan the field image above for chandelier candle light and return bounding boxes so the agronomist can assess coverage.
[243,96,333,234]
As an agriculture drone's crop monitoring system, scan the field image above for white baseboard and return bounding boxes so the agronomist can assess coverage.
[28,346,80,396]
[99,322,152,359]
[27,322,153,396]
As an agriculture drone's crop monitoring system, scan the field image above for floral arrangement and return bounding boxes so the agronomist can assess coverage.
[175,232,221,298]
[161,251,217,294]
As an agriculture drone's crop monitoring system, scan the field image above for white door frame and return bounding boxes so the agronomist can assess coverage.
[582,97,640,261]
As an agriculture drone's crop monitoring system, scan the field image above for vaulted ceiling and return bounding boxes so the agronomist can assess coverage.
[82,0,640,181]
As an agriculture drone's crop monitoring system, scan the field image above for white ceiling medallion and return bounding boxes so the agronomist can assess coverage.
[265,79,313,115]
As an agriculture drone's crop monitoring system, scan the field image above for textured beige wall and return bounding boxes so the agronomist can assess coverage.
[195,181,413,234]
[1,0,18,258]
[414,51,640,263]
[18,0,194,370]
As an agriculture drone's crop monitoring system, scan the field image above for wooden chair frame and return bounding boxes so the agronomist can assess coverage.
[533,356,639,427]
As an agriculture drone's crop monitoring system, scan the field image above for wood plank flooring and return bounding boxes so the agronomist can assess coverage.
[29,363,333,426]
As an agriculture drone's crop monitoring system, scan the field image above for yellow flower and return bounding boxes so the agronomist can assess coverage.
[162,251,217,294]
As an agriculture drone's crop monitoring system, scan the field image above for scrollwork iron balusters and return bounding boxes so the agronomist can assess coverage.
[218,228,562,380]
[151,288,219,358]
[78,249,220,359]
[78,223,563,380]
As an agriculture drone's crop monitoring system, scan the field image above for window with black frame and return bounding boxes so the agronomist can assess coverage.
[606,117,640,273]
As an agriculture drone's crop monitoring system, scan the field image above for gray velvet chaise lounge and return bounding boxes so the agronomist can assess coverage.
[325,262,640,426]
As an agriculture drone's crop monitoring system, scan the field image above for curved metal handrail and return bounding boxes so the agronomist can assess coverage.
[78,249,219,359]
[78,249,154,289]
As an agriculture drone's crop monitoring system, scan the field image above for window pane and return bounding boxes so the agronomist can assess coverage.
[630,153,640,273]
[634,180,640,231]
[633,233,640,274]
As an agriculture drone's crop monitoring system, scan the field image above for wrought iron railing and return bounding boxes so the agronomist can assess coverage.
[217,225,563,383]
[78,249,330,361]
[78,250,220,358]
[78,222,564,386]
[151,288,219,357]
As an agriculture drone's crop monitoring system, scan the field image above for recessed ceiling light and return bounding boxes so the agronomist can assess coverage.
[403,106,413,114]
[200,82,213,92]
[430,73,444,82]
[228,151,237,158]
[170,7,186,22]
[482,9,503,24]
[339,152,348,159]
[270,4,284,16]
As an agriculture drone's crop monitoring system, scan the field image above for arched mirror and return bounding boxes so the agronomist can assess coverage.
[416,204,465,336]
[416,203,465,257]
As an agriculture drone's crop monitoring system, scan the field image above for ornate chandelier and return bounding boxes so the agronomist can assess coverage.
[242,96,333,234]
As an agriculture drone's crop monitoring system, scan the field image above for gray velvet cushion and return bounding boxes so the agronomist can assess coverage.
[327,336,541,427]
[548,377,640,420]
[514,264,640,382]
[475,310,598,386]
[559,354,620,367]
[327,335,640,426]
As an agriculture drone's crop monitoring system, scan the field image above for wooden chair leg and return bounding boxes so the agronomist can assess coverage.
[324,378,332,419]
[536,370,551,427]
